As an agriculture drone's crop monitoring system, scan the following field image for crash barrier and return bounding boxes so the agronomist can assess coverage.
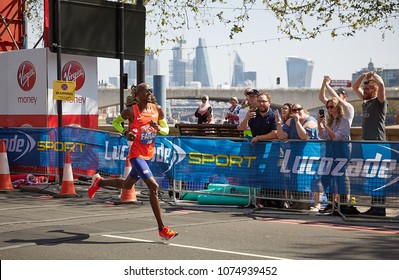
[0,127,128,181]
[1,127,399,218]
[168,137,399,219]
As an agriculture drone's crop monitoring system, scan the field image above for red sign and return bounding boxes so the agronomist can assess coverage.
[17,61,36,91]
[62,61,85,90]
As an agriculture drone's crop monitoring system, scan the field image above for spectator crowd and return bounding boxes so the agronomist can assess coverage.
[191,72,388,216]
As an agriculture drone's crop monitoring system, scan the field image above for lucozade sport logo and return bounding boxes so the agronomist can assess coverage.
[280,146,399,192]
[62,61,85,90]
[104,139,186,172]
[4,131,36,161]
[152,139,187,173]
[17,61,36,91]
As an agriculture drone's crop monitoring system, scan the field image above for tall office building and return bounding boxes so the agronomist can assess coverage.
[169,39,193,87]
[231,51,257,87]
[144,51,160,86]
[352,60,399,88]
[192,38,213,87]
[124,60,137,87]
[244,71,257,88]
[108,76,120,88]
[286,56,314,88]
[123,52,160,87]
[381,69,399,88]
[231,51,244,87]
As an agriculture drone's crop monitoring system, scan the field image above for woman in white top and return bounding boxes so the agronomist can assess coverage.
[194,95,212,124]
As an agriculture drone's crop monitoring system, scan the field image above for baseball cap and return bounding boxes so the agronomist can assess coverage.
[336,88,347,96]
[246,89,259,96]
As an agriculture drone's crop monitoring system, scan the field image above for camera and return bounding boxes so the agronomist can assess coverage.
[319,109,325,117]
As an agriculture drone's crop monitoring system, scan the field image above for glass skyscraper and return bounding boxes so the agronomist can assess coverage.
[123,52,159,87]
[231,51,256,87]
[231,51,244,87]
[193,38,213,87]
[352,60,399,88]
[286,56,314,88]
[169,40,193,87]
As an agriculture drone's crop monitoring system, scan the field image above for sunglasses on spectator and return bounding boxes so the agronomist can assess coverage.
[143,88,153,93]
[326,105,335,109]
[292,108,303,112]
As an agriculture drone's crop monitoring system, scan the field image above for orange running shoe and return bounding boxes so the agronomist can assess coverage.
[88,173,102,199]
[159,226,178,241]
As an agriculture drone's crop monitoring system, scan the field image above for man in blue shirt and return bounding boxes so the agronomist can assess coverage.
[239,92,277,145]
[241,92,278,207]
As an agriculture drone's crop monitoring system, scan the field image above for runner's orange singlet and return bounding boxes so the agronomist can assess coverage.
[128,103,158,160]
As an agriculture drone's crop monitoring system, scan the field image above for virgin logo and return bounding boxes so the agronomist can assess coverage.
[17,61,36,91]
[62,61,85,90]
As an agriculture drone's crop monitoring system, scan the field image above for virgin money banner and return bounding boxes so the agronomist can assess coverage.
[2,48,48,116]
[0,48,97,128]
[1,127,398,196]
[47,50,98,128]
[47,51,98,116]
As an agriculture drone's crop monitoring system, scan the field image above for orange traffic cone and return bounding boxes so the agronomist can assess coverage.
[114,157,140,205]
[0,139,13,191]
[53,152,80,198]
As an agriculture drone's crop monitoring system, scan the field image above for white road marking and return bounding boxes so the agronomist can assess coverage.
[102,234,289,260]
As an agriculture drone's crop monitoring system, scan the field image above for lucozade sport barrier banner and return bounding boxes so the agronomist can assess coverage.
[0,127,126,176]
[167,137,399,197]
[1,128,398,197]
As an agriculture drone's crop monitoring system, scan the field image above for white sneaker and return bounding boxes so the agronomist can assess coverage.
[309,206,320,212]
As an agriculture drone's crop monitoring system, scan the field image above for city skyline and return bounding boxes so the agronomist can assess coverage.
[97,2,398,89]
[100,44,398,90]
[23,2,398,89]
[99,35,398,90]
